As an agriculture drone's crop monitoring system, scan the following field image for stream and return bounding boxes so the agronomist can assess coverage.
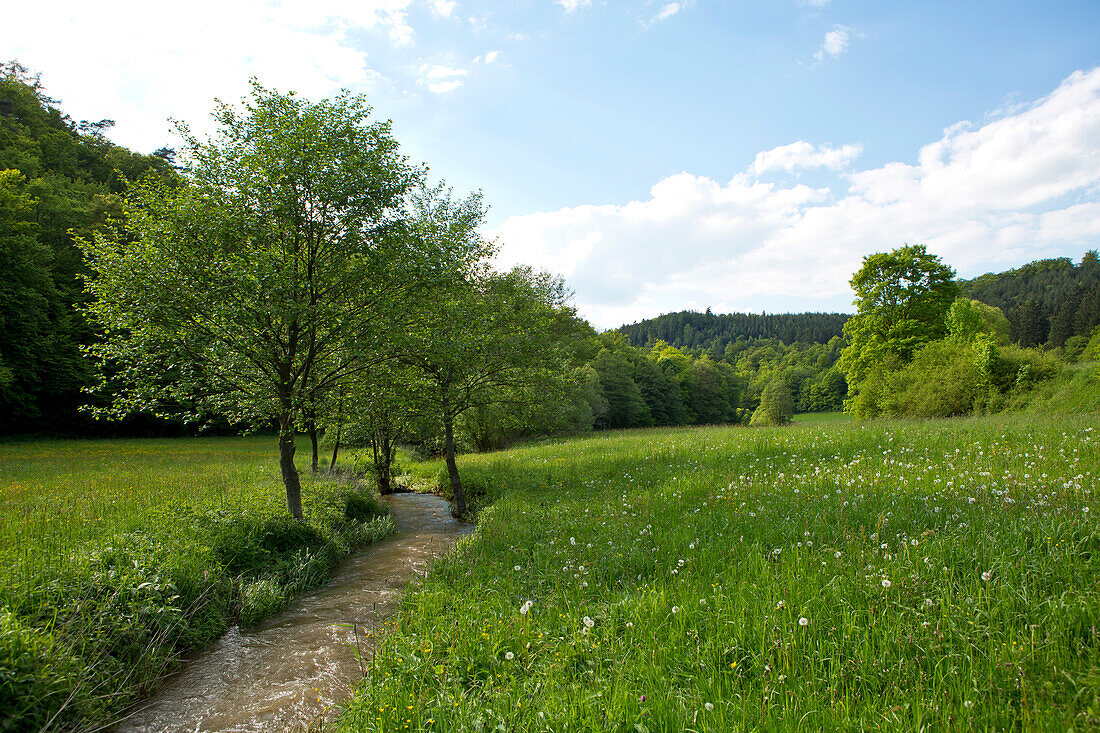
[113,493,470,733]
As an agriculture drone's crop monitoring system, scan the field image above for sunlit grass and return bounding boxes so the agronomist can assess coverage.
[340,415,1100,731]
[0,436,392,730]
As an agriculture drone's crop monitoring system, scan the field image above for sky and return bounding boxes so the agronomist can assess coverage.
[5,0,1100,329]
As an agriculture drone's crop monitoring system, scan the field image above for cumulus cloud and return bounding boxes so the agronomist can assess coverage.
[416,64,468,93]
[0,0,412,152]
[750,141,863,175]
[814,25,850,62]
[492,68,1100,329]
[484,50,500,63]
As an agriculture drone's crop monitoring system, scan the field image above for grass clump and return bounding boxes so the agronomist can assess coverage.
[0,436,394,731]
[339,416,1099,731]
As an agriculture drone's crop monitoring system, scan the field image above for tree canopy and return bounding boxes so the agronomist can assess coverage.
[81,82,424,518]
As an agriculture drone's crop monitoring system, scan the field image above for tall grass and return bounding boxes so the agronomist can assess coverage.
[339,414,1099,731]
[0,436,393,731]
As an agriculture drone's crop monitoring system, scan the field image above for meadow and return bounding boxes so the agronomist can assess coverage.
[339,414,1099,731]
[0,436,393,731]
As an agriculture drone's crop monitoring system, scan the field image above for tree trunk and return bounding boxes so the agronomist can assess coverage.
[278,413,304,520]
[373,427,394,495]
[329,423,341,472]
[443,412,466,517]
[306,413,319,473]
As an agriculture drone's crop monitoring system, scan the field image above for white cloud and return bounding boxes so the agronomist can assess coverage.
[750,141,863,175]
[557,0,591,14]
[428,0,456,17]
[492,67,1100,329]
[0,0,411,152]
[417,63,468,93]
[484,50,500,63]
[814,24,850,62]
[656,1,692,22]
[801,0,830,7]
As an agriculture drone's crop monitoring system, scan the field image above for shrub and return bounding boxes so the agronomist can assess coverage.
[749,379,794,426]
[887,340,984,418]
[210,514,325,576]
[344,490,388,523]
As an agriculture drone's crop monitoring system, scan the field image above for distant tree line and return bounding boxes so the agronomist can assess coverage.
[618,309,850,351]
[962,252,1100,351]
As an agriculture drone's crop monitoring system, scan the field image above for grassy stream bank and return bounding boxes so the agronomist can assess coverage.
[0,437,393,731]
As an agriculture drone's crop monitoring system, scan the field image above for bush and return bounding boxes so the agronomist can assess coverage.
[992,345,1061,392]
[210,514,325,576]
[888,340,984,418]
[749,379,794,426]
[344,490,388,523]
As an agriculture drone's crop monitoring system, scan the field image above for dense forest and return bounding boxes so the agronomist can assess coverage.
[618,309,849,350]
[0,62,177,434]
[962,253,1100,350]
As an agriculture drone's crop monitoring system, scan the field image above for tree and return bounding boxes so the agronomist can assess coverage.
[592,349,649,429]
[81,83,421,518]
[408,268,581,516]
[946,298,1009,344]
[749,378,794,426]
[839,245,959,409]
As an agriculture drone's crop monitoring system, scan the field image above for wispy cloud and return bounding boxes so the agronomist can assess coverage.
[646,1,690,23]
[814,24,851,63]
[428,0,456,17]
[417,63,468,93]
[557,0,591,13]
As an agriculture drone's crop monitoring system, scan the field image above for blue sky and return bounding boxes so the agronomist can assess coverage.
[6,0,1100,327]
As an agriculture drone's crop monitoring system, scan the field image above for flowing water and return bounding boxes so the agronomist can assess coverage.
[113,493,469,733]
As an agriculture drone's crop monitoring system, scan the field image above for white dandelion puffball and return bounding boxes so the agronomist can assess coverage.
[705,702,714,711]
[881,579,892,589]
[583,616,594,628]
[505,651,514,660]
[799,617,809,626]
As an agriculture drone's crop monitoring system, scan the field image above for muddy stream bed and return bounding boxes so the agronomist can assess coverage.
[114,493,470,732]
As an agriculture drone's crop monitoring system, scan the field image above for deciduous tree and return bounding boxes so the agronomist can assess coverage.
[81,83,420,518]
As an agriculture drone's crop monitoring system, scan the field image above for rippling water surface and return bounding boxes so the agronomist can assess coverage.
[114,493,469,733]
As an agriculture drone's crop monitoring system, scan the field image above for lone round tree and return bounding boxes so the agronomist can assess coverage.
[81,83,420,518]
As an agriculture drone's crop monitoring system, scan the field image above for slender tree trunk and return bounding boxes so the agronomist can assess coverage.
[442,411,466,517]
[278,412,304,520]
[374,427,394,495]
[305,411,319,473]
[329,423,341,472]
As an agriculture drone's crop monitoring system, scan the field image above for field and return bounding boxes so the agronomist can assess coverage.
[339,415,1100,731]
[0,436,393,731]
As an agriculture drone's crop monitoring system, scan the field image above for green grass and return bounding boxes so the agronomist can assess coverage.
[791,411,851,426]
[339,416,1100,731]
[0,436,393,731]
